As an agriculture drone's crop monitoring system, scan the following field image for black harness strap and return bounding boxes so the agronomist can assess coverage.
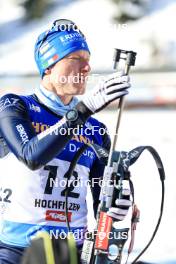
[64,144,165,263]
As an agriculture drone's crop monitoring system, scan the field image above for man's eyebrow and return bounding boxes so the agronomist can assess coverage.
[67,56,80,58]
[66,56,90,60]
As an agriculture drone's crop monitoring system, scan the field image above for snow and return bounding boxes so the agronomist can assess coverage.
[0,0,24,23]
[118,1,176,69]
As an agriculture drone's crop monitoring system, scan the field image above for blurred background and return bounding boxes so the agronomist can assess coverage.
[0,0,176,263]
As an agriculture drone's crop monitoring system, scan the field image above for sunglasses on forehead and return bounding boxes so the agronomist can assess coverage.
[53,19,78,31]
[38,19,85,51]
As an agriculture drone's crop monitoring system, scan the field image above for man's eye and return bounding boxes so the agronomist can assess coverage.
[66,57,90,63]
[67,57,80,60]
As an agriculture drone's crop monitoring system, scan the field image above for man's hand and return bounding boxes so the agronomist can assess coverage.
[82,72,130,114]
[107,188,132,221]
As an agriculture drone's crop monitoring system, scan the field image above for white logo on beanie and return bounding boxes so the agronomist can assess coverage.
[59,32,82,43]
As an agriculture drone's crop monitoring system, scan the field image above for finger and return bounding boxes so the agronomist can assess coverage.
[107,211,125,221]
[108,207,128,216]
[104,71,127,84]
[104,72,123,83]
[106,75,130,87]
[115,199,132,208]
[122,189,131,196]
[121,188,131,200]
[106,83,131,95]
[106,90,128,102]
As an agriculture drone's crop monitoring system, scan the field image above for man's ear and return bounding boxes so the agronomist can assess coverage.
[44,68,51,75]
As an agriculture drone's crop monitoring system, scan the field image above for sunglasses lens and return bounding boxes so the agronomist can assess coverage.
[53,19,77,31]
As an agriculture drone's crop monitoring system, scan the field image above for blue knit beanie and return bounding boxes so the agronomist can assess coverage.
[34,19,90,78]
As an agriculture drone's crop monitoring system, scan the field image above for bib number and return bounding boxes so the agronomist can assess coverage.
[43,165,80,199]
[0,187,12,203]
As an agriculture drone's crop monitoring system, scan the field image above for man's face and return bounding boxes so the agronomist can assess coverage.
[48,50,91,96]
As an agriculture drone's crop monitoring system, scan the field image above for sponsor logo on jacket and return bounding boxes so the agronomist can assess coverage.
[45,210,72,222]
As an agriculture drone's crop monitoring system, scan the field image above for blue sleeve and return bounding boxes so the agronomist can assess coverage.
[0,133,9,158]
[0,94,91,170]
[89,124,111,217]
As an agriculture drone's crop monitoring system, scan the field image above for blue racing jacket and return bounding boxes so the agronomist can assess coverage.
[0,93,110,248]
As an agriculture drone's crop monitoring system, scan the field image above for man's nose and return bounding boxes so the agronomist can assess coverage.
[81,61,91,73]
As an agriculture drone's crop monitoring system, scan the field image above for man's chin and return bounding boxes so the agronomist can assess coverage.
[73,84,86,94]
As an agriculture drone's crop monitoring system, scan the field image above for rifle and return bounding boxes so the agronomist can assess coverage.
[80,49,165,264]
